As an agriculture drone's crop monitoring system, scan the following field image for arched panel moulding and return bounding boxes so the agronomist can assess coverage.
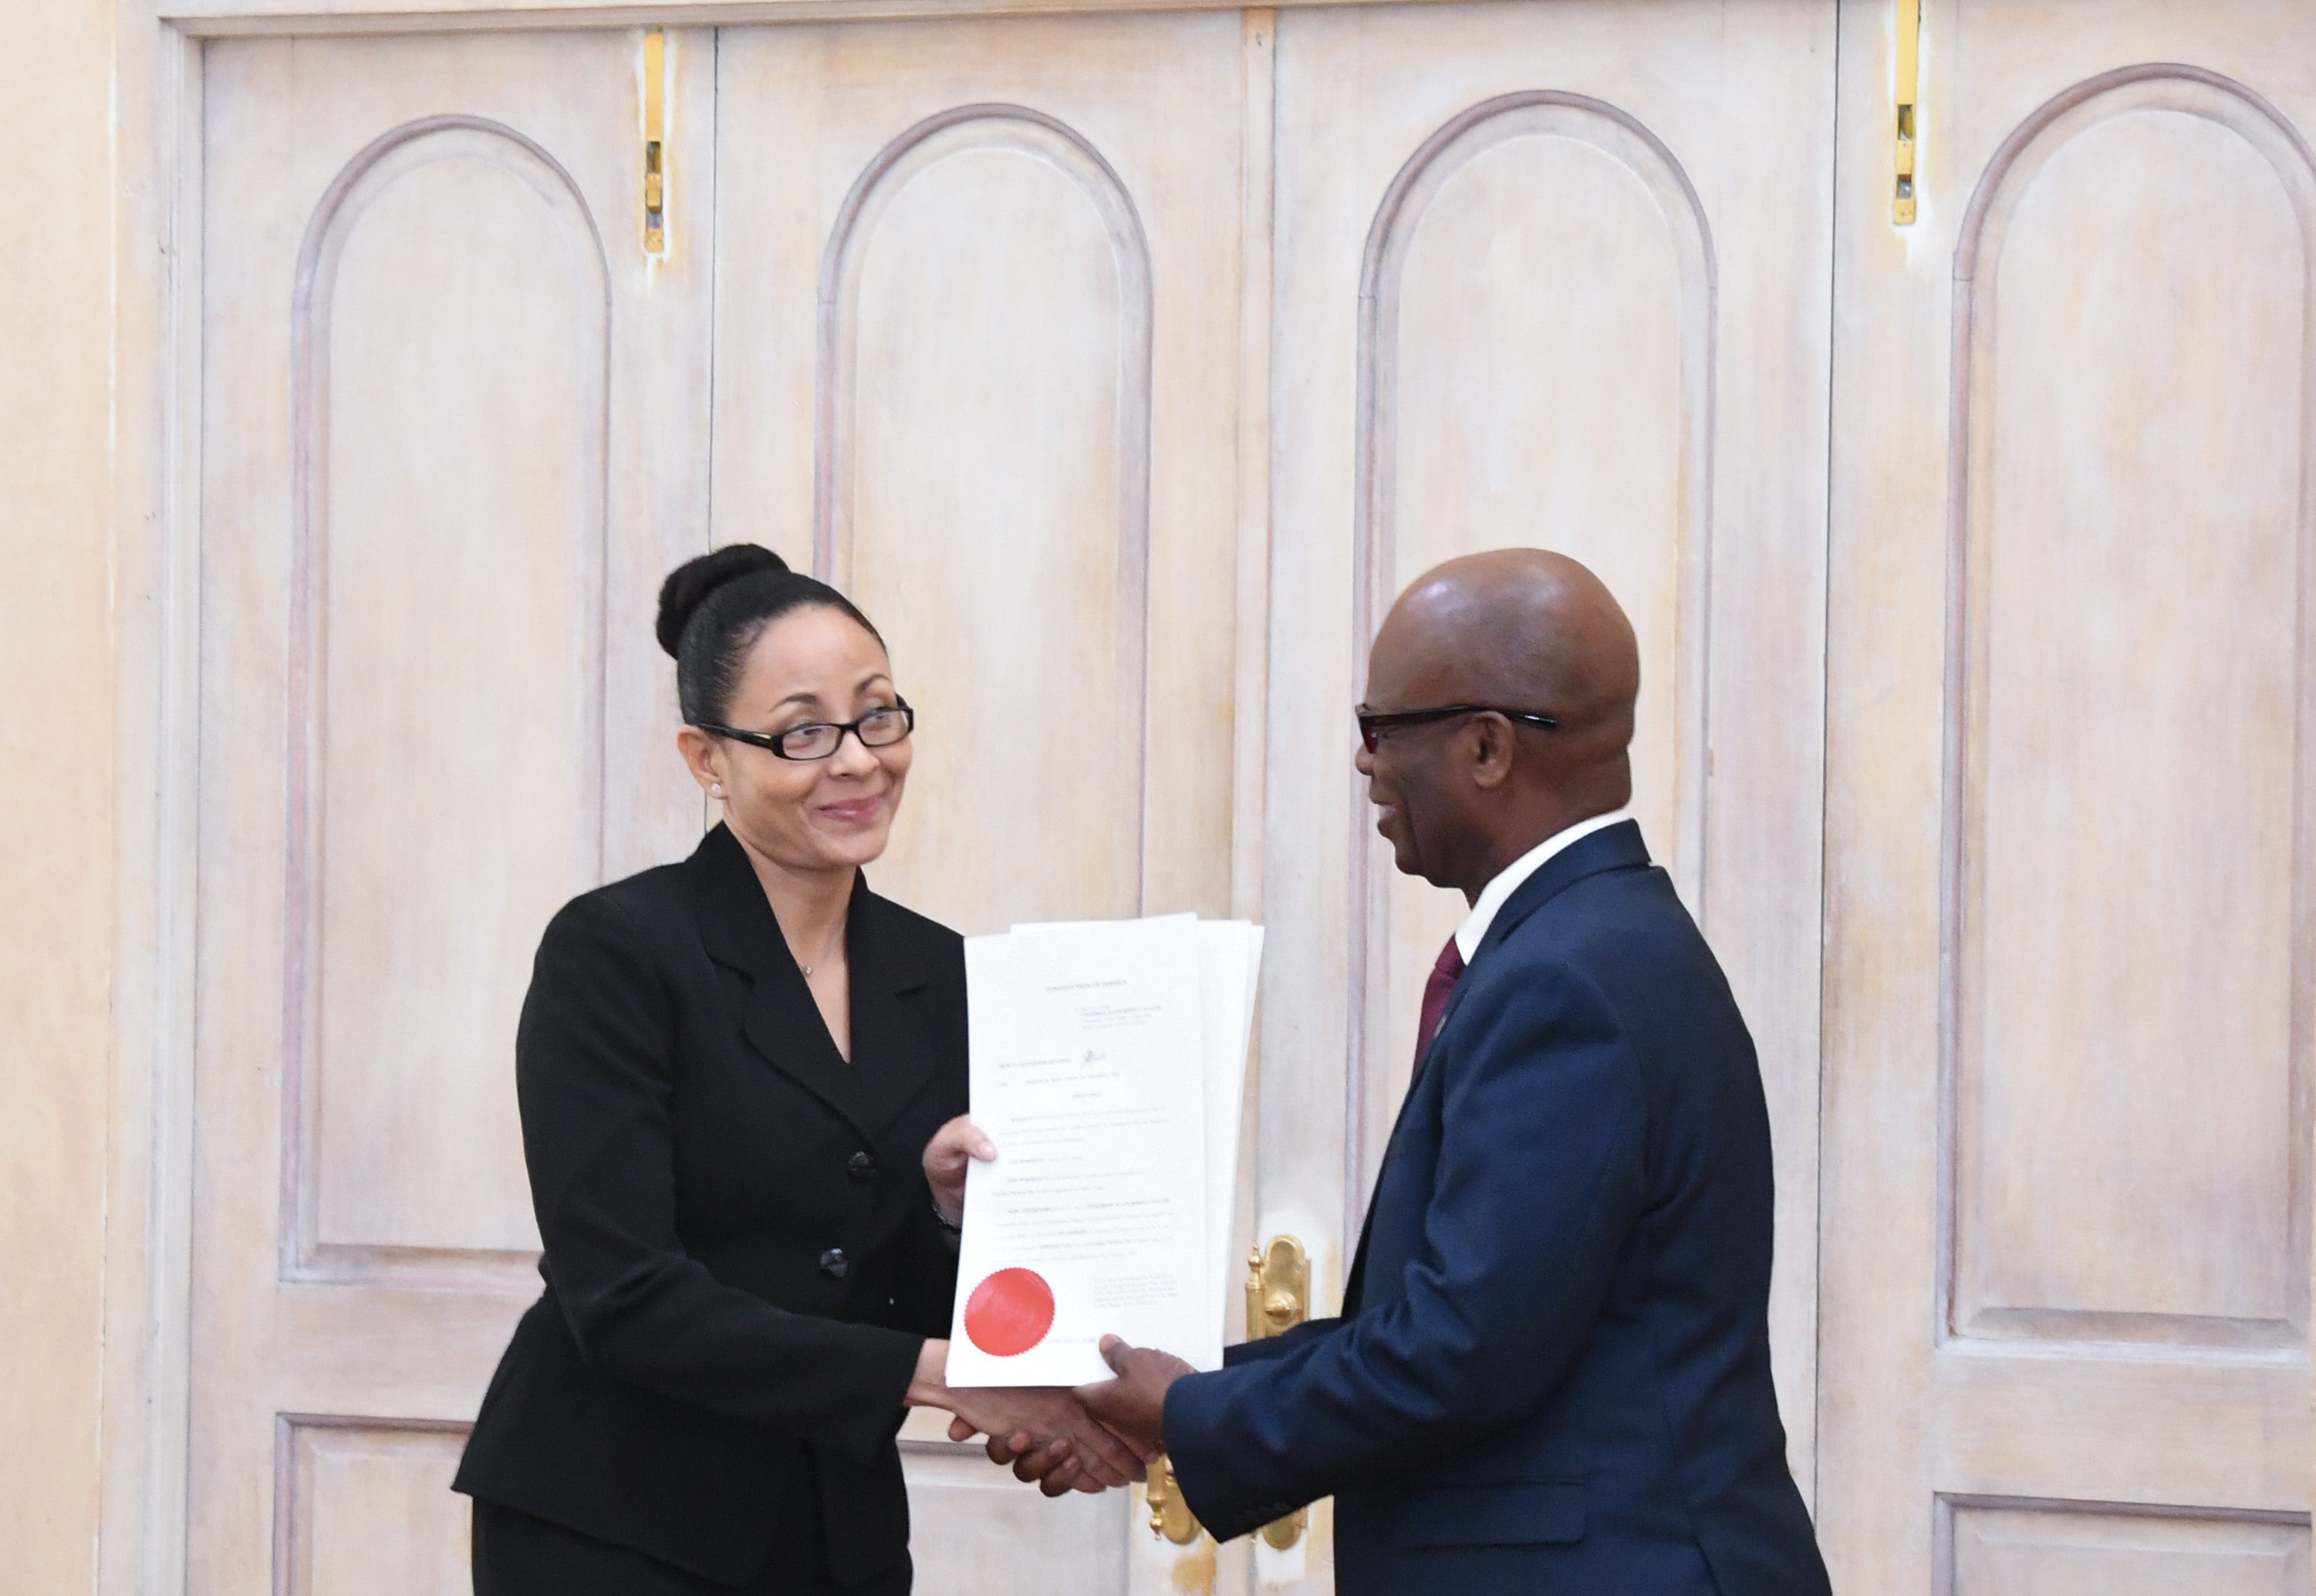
[285,116,611,1287]
[1344,90,1718,1228]
[813,105,1156,933]
[1943,65,2316,1350]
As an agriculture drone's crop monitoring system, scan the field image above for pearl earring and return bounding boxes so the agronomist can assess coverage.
[711,783,723,798]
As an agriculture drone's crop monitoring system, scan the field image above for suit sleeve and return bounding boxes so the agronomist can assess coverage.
[517,892,925,1463]
[885,1173,962,1338]
[883,942,967,1340]
[1222,1317,1342,1367]
[1163,960,1646,1534]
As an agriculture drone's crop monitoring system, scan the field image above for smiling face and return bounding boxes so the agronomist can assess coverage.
[1354,548,1643,900]
[677,603,912,876]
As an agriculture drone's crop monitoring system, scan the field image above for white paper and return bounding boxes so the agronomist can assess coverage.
[1197,920,1263,1369]
[1008,916,1260,1368]
[948,916,1210,1386]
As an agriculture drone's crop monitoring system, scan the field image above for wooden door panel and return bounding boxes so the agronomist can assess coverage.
[1953,73,2313,1347]
[292,118,609,1277]
[1265,18,1835,1574]
[1948,1504,2308,1596]
[1929,1355,2304,1510]
[194,29,714,1594]
[1821,2,2316,1589]
[1359,89,1714,1103]
[280,1422,472,1596]
[825,106,1154,932]
[711,16,1253,1593]
[713,15,1249,941]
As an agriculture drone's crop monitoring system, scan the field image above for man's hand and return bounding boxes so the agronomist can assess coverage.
[921,1116,995,1228]
[941,1385,1148,1497]
[967,1337,1186,1493]
[1075,1335,1193,1452]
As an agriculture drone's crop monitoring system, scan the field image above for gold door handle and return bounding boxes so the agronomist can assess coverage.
[1243,1236,1312,1550]
[1144,1454,1202,1544]
[1244,1235,1310,1340]
[1140,1238,1318,1547]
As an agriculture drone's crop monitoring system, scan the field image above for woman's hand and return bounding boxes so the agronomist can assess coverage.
[943,1386,1151,1496]
[922,1116,995,1227]
[906,1339,1146,1496]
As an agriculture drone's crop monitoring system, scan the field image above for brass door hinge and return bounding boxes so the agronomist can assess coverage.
[1893,0,1920,224]
[643,29,669,255]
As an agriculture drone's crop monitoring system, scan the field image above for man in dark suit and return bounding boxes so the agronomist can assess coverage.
[1018,549,1831,1594]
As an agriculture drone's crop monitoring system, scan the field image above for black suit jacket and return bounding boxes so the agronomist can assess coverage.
[1164,823,1829,1596]
[452,824,967,1586]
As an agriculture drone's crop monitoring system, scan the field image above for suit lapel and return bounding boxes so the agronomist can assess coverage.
[1342,1052,1436,1315]
[685,826,942,1141]
[1343,1218,1374,1316]
[1433,819,1652,1041]
[685,825,876,1141]
[1343,820,1653,1316]
[839,885,939,1135]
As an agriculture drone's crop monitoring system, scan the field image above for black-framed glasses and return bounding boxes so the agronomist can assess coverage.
[697,700,915,761]
[1356,703,1558,753]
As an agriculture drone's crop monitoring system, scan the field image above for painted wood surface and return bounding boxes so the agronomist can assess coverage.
[1818,2,2316,1592]
[707,19,1252,1588]
[189,10,1840,1593]
[711,14,1250,943]
[1264,13,1835,1564]
[191,30,715,1596]
[195,4,2316,1594]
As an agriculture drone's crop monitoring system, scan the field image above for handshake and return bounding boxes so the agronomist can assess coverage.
[917,1119,1195,1498]
[923,1334,1194,1497]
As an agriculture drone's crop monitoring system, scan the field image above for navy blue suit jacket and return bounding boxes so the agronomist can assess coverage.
[1164,822,1829,1596]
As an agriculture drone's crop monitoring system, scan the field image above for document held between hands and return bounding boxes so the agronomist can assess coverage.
[945,914,1263,1387]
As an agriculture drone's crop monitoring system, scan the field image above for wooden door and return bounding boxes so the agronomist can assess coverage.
[1819,2,2316,1590]
[191,30,714,1595]
[187,8,1838,1594]
[1258,5,1838,1585]
[707,17,1264,1592]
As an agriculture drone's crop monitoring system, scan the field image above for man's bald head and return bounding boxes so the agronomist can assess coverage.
[1375,549,1640,756]
[1358,549,1641,898]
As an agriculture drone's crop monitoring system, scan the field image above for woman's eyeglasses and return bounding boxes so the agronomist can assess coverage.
[1356,704,1558,753]
[697,701,915,761]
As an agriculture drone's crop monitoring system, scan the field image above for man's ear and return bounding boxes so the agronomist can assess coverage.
[1469,713,1517,791]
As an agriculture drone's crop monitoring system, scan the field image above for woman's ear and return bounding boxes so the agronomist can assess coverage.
[677,725,724,797]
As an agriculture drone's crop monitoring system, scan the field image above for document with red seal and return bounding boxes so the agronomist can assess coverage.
[946,914,1263,1387]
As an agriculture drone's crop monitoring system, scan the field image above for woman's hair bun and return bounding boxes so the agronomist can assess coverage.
[655,544,791,660]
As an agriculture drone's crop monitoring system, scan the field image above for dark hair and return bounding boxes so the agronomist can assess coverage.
[654,544,885,726]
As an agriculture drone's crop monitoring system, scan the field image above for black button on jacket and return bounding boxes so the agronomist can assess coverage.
[452,823,967,1587]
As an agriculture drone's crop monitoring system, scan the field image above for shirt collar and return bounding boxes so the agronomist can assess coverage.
[1453,808,1632,965]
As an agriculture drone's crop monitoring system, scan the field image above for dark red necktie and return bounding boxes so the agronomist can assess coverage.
[1412,935,1466,1083]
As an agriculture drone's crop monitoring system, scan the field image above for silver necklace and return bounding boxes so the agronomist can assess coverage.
[798,926,845,980]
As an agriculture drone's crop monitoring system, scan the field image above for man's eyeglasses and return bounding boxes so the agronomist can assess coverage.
[697,701,915,761]
[1356,704,1558,754]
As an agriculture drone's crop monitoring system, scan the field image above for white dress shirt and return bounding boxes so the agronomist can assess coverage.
[1453,808,1633,966]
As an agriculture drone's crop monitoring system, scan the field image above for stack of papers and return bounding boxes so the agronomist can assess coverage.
[944,915,1264,1387]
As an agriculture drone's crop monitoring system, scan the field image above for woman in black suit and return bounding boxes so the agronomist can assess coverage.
[454,545,1139,1594]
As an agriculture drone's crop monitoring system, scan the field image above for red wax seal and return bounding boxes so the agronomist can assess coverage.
[964,1268,1056,1357]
